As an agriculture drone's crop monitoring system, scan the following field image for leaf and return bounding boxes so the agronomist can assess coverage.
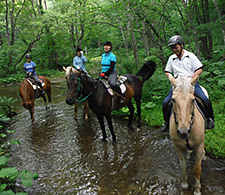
[218,79,225,86]
[0,134,7,138]
[0,167,18,180]
[0,156,9,166]
[213,70,222,75]
[206,78,214,82]
[144,102,157,108]
[19,170,38,187]
[0,190,15,195]
[0,184,7,191]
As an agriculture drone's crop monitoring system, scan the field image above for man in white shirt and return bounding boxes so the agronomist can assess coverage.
[161,35,214,132]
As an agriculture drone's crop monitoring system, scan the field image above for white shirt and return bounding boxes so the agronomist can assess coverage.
[165,49,203,77]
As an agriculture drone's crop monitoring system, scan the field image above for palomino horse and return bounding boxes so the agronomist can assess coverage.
[19,76,51,123]
[63,66,88,120]
[66,60,156,144]
[168,75,205,195]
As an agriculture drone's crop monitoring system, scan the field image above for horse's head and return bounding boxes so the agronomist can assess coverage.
[65,72,82,105]
[169,75,199,139]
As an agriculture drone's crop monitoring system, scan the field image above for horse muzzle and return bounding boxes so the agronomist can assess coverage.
[177,128,191,139]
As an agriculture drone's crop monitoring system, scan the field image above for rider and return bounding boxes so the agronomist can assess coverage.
[99,41,124,99]
[73,48,87,71]
[160,35,214,132]
[24,54,45,95]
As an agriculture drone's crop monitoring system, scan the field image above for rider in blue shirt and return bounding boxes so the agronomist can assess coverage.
[99,41,124,98]
[73,48,87,71]
[24,54,44,94]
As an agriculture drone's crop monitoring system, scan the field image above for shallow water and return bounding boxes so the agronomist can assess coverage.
[1,81,225,195]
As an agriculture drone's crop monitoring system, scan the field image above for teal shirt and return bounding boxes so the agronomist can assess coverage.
[101,52,116,72]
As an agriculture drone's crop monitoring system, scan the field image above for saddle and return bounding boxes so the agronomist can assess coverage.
[101,76,127,96]
[26,77,45,90]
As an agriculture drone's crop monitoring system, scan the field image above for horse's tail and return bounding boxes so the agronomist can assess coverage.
[136,60,156,83]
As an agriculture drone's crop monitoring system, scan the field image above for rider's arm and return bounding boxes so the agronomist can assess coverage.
[191,68,202,78]
[104,61,116,76]
[165,72,171,78]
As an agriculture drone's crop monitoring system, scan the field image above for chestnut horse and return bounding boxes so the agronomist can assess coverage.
[66,60,156,144]
[168,75,205,195]
[63,66,88,120]
[19,76,51,123]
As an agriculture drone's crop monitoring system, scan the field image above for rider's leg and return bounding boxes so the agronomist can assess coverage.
[33,74,45,95]
[194,83,214,129]
[161,88,173,132]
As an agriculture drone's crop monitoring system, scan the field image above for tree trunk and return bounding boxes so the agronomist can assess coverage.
[212,0,225,45]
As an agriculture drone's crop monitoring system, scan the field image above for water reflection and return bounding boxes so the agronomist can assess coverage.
[0,83,224,194]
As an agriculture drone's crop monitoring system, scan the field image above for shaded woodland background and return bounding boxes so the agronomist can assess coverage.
[0,0,224,77]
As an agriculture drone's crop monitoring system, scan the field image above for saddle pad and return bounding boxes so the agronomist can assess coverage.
[101,76,127,96]
[26,79,45,90]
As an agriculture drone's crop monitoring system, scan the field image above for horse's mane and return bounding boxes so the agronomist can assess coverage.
[175,77,194,94]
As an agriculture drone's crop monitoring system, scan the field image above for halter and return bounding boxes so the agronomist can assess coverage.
[173,99,196,150]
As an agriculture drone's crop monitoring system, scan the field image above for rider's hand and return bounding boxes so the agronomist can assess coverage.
[100,73,105,77]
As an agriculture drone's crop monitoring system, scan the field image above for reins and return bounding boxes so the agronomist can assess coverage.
[76,75,102,103]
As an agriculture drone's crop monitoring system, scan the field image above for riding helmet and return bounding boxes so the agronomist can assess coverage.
[76,48,82,52]
[103,41,112,49]
[25,53,32,59]
[168,35,184,46]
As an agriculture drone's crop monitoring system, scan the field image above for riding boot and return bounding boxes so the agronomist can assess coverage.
[112,85,125,103]
[160,99,172,132]
[206,101,214,129]
[38,83,45,95]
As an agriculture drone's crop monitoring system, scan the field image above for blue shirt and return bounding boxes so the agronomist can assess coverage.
[73,55,87,71]
[101,52,116,72]
[24,61,36,74]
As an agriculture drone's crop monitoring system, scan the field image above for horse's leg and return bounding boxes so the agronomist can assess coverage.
[74,102,78,120]
[83,100,88,119]
[135,99,141,130]
[47,90,52,111]
[42,94,47,110]
[174,144,189,189]
[30,105,35,124]
[127,101,134,127]
[105,114,116,144]
[96,113,107,142]
[193,144,204,195]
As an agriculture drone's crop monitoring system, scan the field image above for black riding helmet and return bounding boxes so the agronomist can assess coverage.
[168,35,184,46]
[25,53,32,59]
[76,48,82,52]
[103,41,112,50]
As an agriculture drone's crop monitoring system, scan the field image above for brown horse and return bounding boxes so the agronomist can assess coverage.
[66,60,156,144]
[19,76,51,123]
[63,66,88,120]
[168,75,205,195]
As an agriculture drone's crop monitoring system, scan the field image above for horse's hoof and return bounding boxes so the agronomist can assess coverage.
[193,191,201,195]
[136,127,141,132]
[102,138,107,142]
[112,140,117,145]
[182,182,189,189]
[74,117,77,121]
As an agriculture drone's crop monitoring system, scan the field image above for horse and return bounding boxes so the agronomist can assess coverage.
[65,60,156,144]
[63,66,89,120]
[168,74,205,195]
[19,76,51,124]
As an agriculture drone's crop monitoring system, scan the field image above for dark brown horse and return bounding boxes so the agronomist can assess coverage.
[66,60,156,144]
[19,76,51,123]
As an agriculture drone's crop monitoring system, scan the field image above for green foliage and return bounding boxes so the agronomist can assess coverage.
[0,96,17,120]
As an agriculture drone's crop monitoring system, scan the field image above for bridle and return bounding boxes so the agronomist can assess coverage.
[173,99,196,150]
[69,72,102,103]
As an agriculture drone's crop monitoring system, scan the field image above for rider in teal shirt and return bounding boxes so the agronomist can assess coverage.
[99,41,124,98]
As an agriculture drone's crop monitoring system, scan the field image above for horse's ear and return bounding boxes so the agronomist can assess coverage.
[63,66,67,72]
[168,74,177,87]
[191,75,199,86]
